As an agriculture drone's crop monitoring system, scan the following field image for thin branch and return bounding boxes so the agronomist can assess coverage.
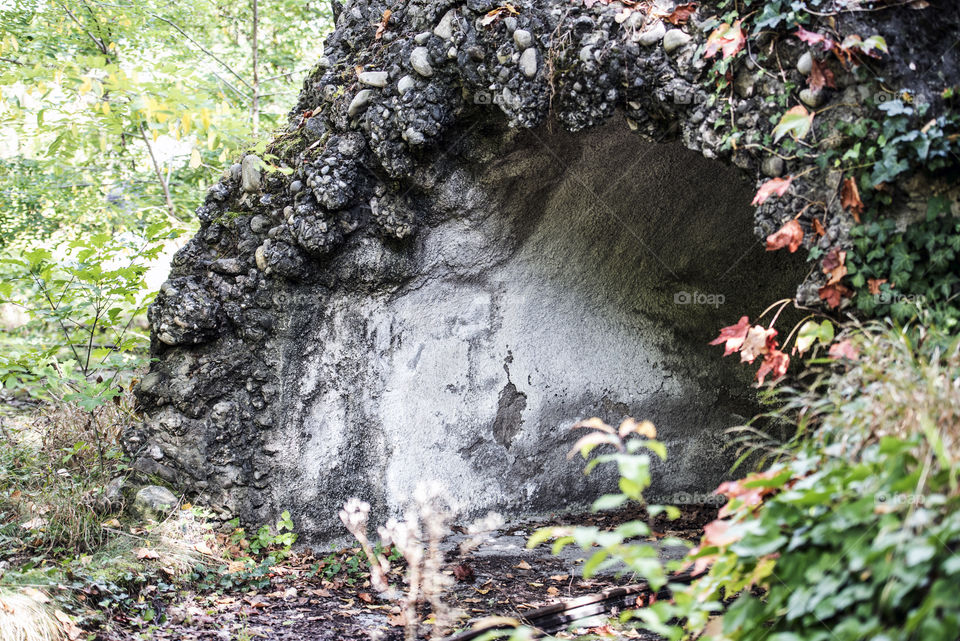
[0,56,24,66]
[147,12,254,91]
[251,0,260,137]
[55,1,108,55]
[259,67,314,83]
[138,123,175,218]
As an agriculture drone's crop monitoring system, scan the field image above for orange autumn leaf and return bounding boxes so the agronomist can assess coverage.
[704,20,745,59]
[822,249,847,285]
[867,278,888,295]
[818,283,852,309]
[812,217,826,237]
[808,57,836,92]
[664,2,698,25]
[766,219,804,252]
[375,9,391,39]
[709,315,750,356]
[752,176,793,206]
[841,177,864,222]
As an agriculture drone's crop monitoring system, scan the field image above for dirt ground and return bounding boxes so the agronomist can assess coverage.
[93,504,716,641]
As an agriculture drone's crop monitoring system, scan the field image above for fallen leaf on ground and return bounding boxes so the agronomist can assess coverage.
[752,176,793,206]
[819,283,852,309]
[808,57,836,91]
[664,2,697,25]
[514,560,532,570]
[766,219,804,252]
[135,547,160,560]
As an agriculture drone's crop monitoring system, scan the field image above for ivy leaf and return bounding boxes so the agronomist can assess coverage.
[766,219,804,252]
[752,176,793,206]
[773,105,814,143]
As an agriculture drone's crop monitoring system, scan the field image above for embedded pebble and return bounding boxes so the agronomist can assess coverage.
[762,156,786,178]
[410,47,434,77]
[414,31,431,44]
[634,20,666,46]
[398,75,416,95]
[358,71,388,87]
[663,29,692,54]
[519,47,538,78]
[434,10,455,39]
[241,155,261,193]
[513,28,533,50]
[799,88,823,108]
[347,89,373,117]
[403,127,426,145]
[797,52,813,75]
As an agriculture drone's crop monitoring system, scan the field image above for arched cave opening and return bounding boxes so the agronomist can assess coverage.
[255,117,806,539]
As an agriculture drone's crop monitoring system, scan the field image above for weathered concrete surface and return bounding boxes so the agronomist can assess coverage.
[126,0,955,541]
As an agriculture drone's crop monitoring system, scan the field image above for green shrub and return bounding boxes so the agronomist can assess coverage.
[539,324,960,641]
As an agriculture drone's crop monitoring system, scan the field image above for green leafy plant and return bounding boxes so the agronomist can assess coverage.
[528,417,683,590]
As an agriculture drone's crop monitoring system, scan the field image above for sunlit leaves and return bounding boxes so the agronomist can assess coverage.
[704,20,745,60]
[772,105,814,143]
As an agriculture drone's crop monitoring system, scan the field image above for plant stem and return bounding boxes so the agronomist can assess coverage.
[138,123,175,218]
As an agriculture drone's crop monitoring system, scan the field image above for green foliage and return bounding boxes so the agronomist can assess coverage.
[227,509,297,560]
[528,419,683,591]
[848,208,960,329]
[573,324,960,641]
[0,221,182,406]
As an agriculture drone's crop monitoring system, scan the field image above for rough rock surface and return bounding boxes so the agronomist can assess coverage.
[128,0,959,540]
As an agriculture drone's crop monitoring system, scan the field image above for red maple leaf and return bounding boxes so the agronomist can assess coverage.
[752,176,793,206]
[766,219,804,253]
[740,325,777,364]
[709,316,751,356]
[756,348,790,385]
[795,26,835,51]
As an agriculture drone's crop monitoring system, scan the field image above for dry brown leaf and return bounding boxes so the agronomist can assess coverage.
[841,177,864,222]
[375,9,391,40]
[135,547,160,560]
[515,560,532,570]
